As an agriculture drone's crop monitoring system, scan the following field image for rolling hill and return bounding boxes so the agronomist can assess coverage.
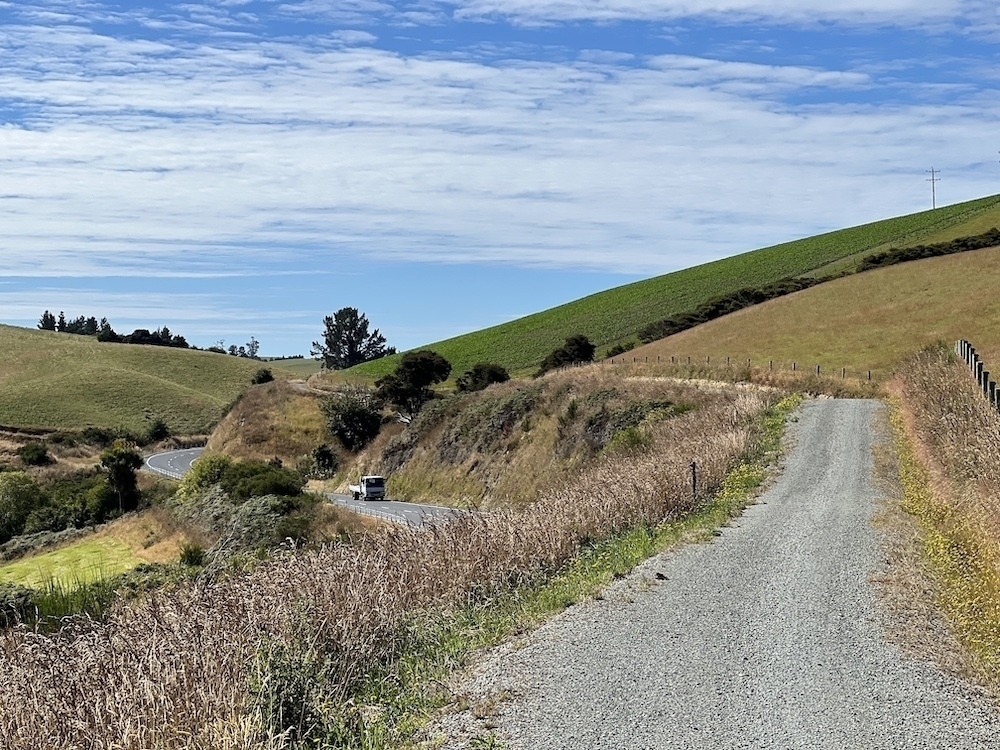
[627,244,1000,376]
[0,325,291,434]
[347,194,1000,380]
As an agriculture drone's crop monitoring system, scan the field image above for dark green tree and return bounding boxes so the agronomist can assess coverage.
[456,363,510,392]
[322,387,383,451]
[56,311,67,332]
[99,440,143,514]
[311,307,395,370]
[537,334,596,376]
[0,472,45,543]
[38,311,56,331]
[375,350,451,419]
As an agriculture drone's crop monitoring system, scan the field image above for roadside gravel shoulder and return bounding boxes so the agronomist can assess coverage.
[425,399,1000,750]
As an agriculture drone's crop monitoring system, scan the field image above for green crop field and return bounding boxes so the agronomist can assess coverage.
[348,194,1000,380]
[630,244,1000,375]
[0,537,141,589]
[0,326,300,434]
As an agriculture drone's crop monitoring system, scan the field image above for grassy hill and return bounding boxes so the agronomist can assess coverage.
[347,194,1000,380]
[0,326,289,434]
[628,245,1000,376]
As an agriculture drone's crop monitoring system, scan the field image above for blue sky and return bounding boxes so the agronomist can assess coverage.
[1,1,998,356]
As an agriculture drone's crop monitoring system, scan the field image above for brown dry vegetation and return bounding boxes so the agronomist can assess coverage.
[0,371,779,748]
[334,366,769,509]
[206,380,328,466]
[895,344,1000,686]
[629,244,1000,377]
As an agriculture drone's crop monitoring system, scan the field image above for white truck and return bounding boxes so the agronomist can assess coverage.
[348,475,387,502]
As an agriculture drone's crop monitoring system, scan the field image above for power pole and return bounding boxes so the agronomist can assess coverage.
[926,167,941,209]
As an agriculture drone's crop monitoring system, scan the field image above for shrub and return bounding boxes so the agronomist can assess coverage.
[177,455,233,503]
[0,472,47,543]
[456,363,510,392]
[309,444,338,478]
[179,542,206,567]
[145,418,170,443]
[537,334,596,376]
[17,442,51,466]
[322,387,383,452]
[219,461,305,503]
[251,368,274,385]
[605,341,637,358]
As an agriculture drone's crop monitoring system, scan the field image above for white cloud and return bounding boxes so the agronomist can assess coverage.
[446,0,973,26]
[0,13,996,282]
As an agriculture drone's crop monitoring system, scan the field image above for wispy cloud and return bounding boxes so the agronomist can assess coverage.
[445,0,982,28]
[0,1,996,289]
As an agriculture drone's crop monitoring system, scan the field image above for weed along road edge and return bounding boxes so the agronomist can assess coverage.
[144,447,462,528]
[441,399,1000,749]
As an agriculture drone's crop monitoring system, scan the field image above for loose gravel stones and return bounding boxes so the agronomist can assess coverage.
[433,399,1000,749]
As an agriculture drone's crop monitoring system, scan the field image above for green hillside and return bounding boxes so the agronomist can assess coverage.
[0,326,287,434]
[349,194,1000,379]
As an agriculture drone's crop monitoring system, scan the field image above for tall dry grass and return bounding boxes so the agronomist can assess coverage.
[896,343,1000,682]
[0,372,778,748]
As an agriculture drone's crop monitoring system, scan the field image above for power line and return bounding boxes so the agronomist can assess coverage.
[926,167,941,209]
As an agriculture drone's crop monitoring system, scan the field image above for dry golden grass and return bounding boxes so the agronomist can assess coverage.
[334,365,760,509]
[0,372,779,748]
[629,245,1000,377]
[206,380,328,466]
[894,344,1000,688]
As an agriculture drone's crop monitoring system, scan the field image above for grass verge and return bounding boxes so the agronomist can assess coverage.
[347,394,802,749]
[888,401,1000,689]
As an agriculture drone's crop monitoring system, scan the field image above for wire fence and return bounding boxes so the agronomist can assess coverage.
[956,339,1000,413]
[605,353,876,382]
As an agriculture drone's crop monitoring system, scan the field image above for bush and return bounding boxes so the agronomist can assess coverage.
[322,387,383,452]
[17,442,51,466]
[251,368,274,385]
[0,472,47,543]
[219,461,305,503]
[456,363,510,392]
[537,335,595,376]
[309,444,338,478]
[177,455,233,503]
[605,341,637,358]
[179,542,206,567]
[145,418,170,443]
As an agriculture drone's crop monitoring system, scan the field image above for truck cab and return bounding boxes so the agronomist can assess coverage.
[350,475,386,502]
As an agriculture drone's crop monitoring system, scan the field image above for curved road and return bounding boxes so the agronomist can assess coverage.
[443,399,1000,748]
[144,447,460,528]
[144,447,204,480]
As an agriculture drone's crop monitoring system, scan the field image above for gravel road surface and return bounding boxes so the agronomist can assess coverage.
[441,399,1000,748]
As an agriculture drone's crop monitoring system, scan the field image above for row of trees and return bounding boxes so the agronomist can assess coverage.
[38,310,262,359]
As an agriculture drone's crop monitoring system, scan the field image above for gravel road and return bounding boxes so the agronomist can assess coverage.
[439,399,1000,748]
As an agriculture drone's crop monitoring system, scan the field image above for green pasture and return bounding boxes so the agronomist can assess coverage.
[349,194,1000,379]
[0,537,142,589]
[0,326,305,434]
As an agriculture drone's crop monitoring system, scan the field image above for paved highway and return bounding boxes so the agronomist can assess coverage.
[144,447,461,527]
[326,493,465,528]
[144,447,205,480]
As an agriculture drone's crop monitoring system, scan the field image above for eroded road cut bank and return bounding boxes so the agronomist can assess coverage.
[441,399,999,749]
